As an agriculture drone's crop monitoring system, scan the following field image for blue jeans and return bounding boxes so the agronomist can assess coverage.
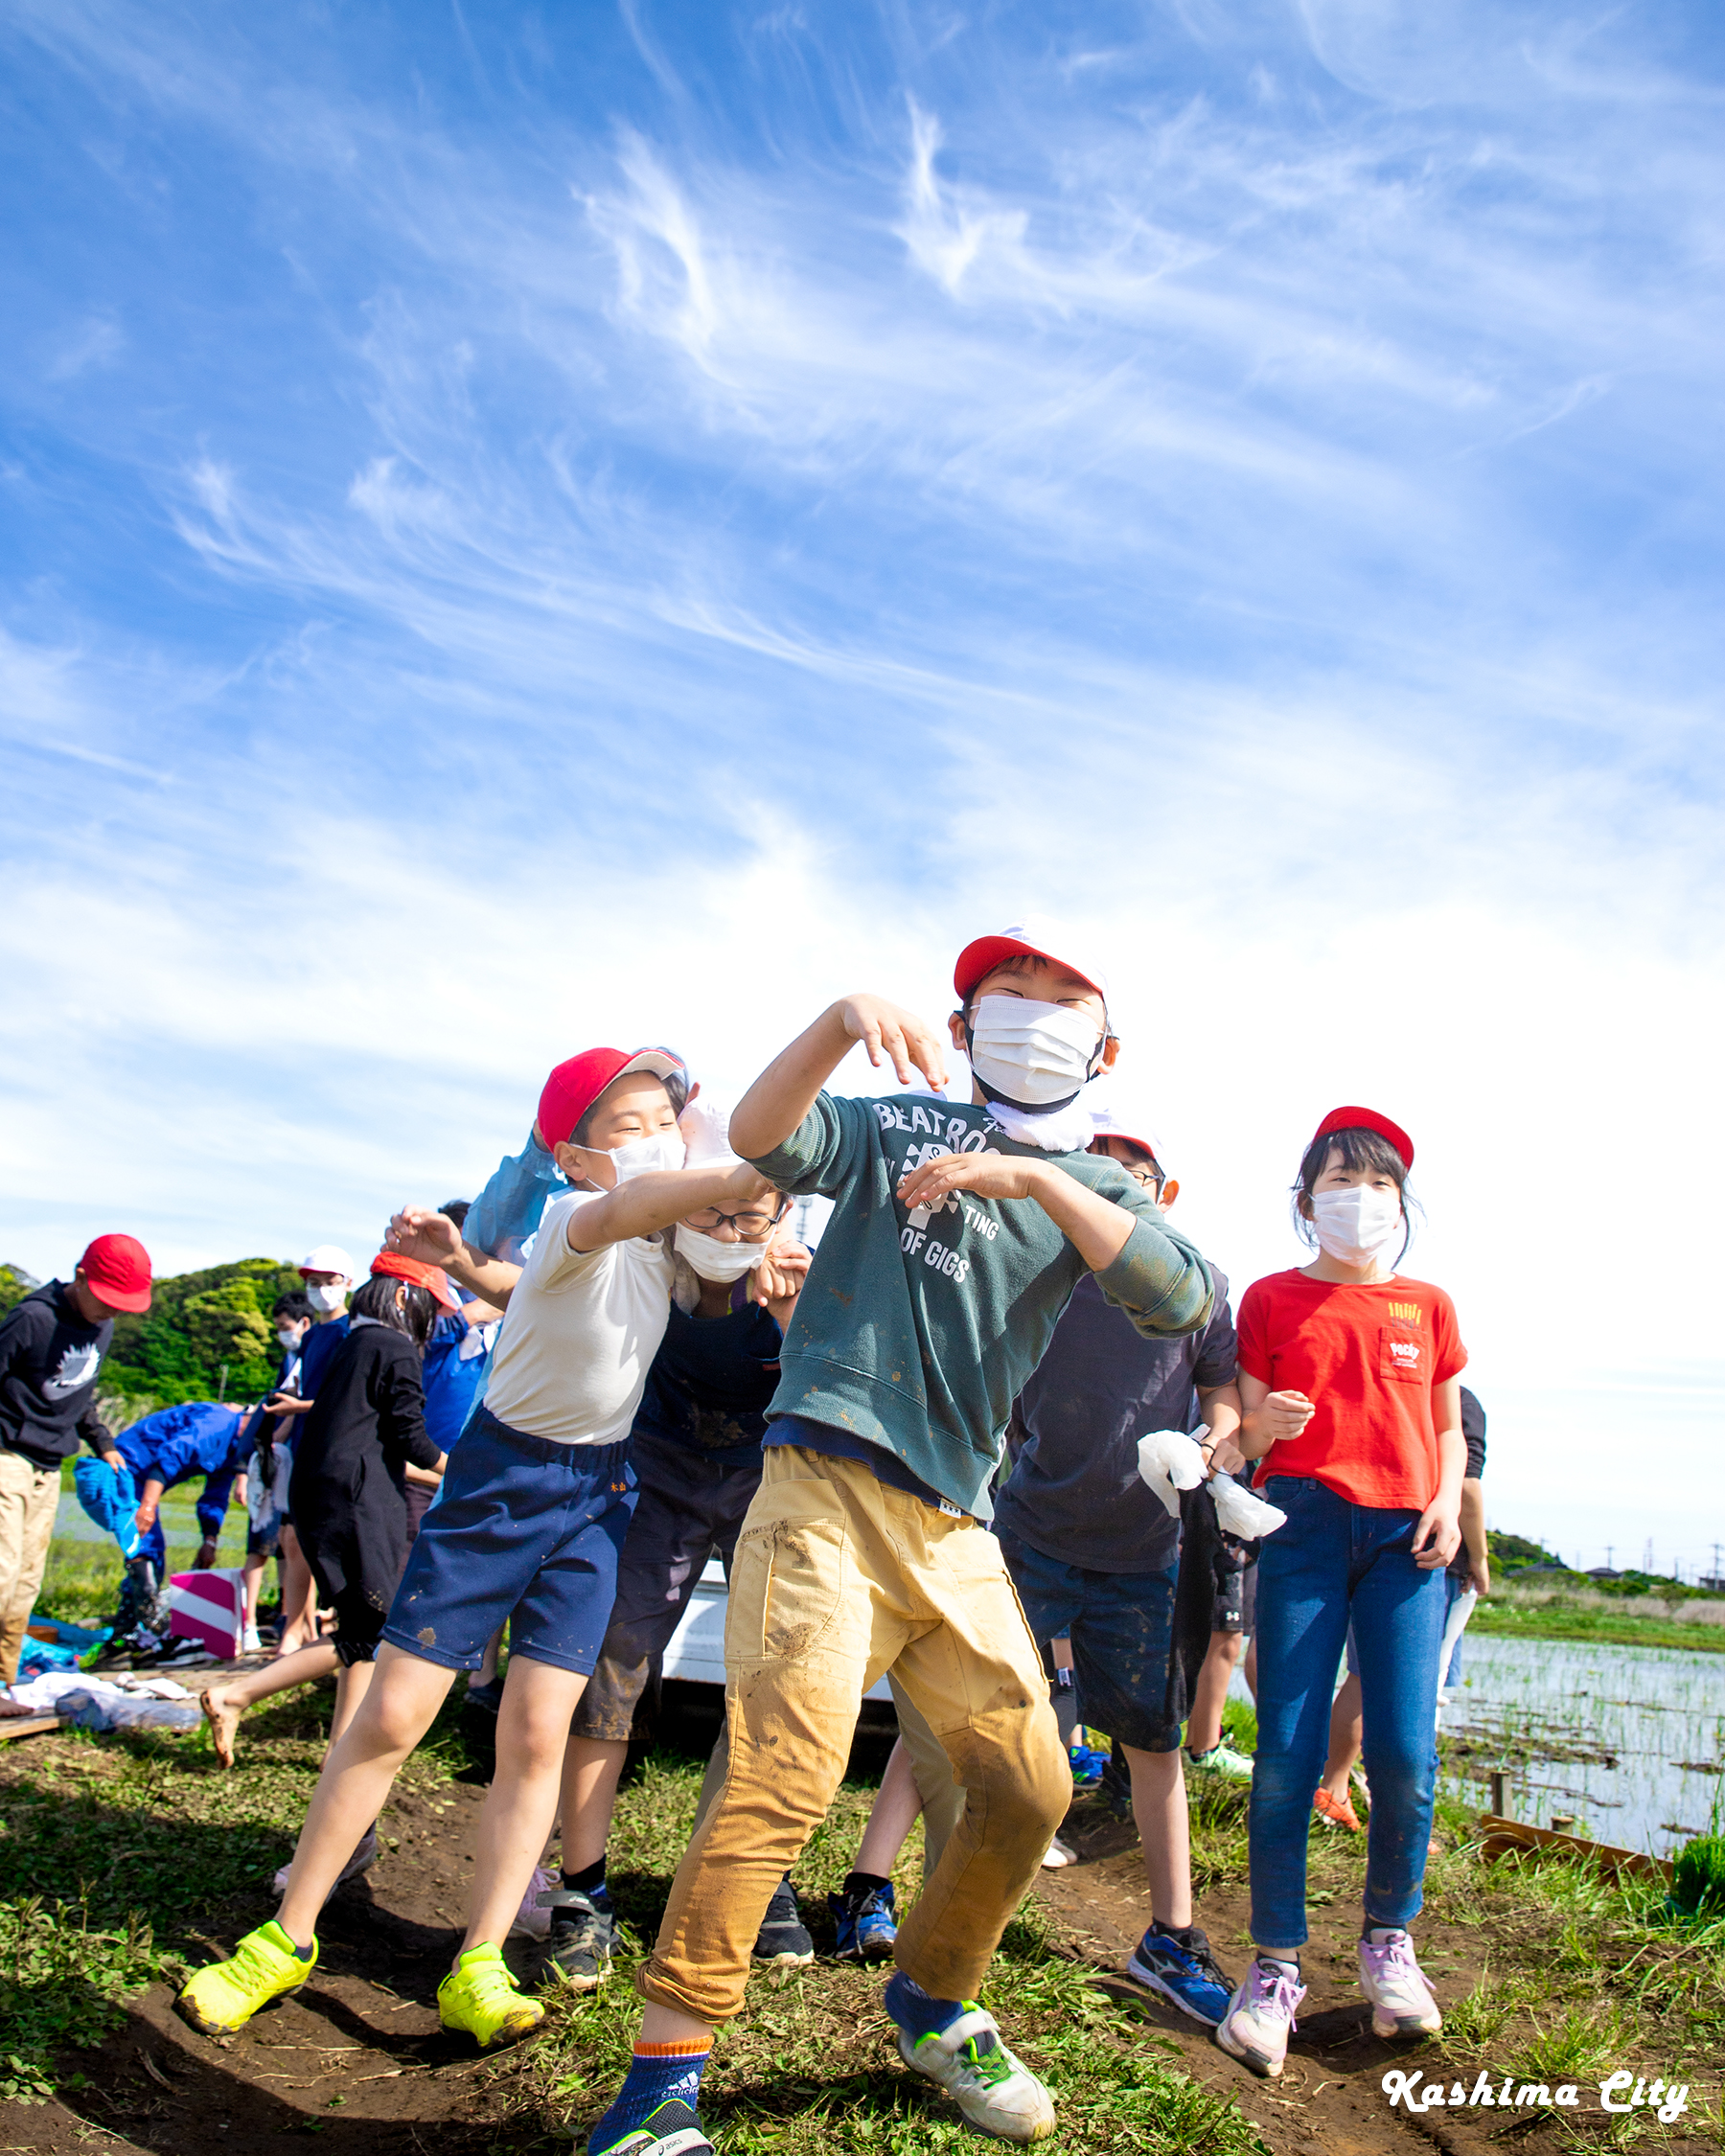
[1250,1477,1446,1951]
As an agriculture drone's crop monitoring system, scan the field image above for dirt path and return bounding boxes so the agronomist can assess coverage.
[6,1762,1712,2156]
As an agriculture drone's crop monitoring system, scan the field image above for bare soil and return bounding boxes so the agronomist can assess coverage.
[4,1749,1712,2156]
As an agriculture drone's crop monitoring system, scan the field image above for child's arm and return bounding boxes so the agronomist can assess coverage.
[1412,1376,1465,1569]
[893,1151,1139,1271]
[1196,1381,1246,1476]
[387,1208,523,1306]
[566,1159,776,1253]
[1236,1372,1316,1459]
[1459,1477,1488,1594]
[730,997,950,1158]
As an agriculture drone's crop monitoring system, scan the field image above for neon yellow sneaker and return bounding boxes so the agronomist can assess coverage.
[437,1942,545,2049]
[177,1921,316,2036]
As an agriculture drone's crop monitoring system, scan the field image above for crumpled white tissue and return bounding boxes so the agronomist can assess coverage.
[1210,1477,1287,1539]
[1136,1428,1208,1519]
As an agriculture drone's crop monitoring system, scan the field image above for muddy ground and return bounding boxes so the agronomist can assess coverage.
[5,1718,1712,2156]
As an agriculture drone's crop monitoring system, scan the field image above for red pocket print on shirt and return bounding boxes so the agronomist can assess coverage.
[1379,1327,1425,1383]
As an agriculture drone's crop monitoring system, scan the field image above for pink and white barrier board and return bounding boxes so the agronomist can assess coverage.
[168,1567,246,1659]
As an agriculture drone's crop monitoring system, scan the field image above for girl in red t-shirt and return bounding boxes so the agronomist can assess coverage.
[1212,1107,1466,2082]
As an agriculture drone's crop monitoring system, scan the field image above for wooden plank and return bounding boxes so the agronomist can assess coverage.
[0,1713,64,1741]
[1475,1811,1672,1884]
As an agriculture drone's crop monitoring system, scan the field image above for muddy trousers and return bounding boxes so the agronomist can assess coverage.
[639,1446,1071,2025]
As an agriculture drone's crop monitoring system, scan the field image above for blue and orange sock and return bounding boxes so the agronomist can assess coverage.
[586,2037,711,2154]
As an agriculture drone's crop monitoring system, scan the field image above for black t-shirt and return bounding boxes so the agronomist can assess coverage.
[0,1282,114,1469]
[1449,1385,1487,1579]
[994,1268,1240,1574]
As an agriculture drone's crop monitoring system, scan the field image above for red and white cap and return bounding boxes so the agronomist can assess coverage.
[1087,1088,1164,1170]
[370,1250,459,1312]
[1311,1104,1414,1171]
[953,920,1111,1008]
[79,1233,153,1314]
[538,1046,687,1150]
[298,1244,355,1280]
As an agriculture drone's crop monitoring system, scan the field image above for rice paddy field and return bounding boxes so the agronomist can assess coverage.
[1438,1634,1725,1856]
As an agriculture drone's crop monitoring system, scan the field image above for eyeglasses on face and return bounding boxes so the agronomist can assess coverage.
[682,1206,783,1240]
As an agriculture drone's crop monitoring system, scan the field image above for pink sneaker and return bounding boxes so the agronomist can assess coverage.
[1358,1928,1442,2036]
[1214,1956,1306,2078]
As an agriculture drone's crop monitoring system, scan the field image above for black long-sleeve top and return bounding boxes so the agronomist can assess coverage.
[0,1283,115,1468]
[288,1320,442,1613]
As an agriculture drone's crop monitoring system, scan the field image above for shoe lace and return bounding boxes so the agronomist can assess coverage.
[230,1932,298,1988]
[462,1955,524,2008]
[1365,1932,1421,1986]
[959,2031,1012,2088]
[1248,1962,1301,2026]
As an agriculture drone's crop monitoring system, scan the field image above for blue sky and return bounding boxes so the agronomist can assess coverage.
[3,2,1722,1569]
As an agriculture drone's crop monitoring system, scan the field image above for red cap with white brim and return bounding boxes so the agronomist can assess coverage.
[953,920,1111,1007]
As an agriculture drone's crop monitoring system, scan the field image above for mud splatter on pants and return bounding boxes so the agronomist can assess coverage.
[638,1445,1071,2024]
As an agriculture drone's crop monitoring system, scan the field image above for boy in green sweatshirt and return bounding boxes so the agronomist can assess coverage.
[586,926,1215,2156]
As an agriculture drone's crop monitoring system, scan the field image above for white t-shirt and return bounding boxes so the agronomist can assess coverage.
[480,1191,677,1447]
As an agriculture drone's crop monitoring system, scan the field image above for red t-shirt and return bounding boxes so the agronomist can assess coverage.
[1234,1270,1467,1510]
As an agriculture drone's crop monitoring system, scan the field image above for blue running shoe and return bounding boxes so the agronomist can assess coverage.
[1127,1926,1232,2027]
[1068,1744,1110,1787]
[829,1880,897,1961]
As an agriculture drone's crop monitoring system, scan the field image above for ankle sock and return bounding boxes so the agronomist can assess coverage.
[1256,1954,1300,1978]
[841,1869,892,1906]
[563,1855,610,1899]
[884,1970,967,2044]
[586,2039,710,2153]
[1150,1920,1203,1951]
[262,1919,315,1962]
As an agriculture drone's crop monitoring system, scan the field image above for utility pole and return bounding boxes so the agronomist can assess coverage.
[1605,1545,1613,1572]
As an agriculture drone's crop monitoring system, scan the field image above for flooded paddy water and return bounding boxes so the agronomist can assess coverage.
[1438,1631,1725,1857]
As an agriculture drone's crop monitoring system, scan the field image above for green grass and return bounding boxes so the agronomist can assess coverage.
[1472,1593,1725,1655]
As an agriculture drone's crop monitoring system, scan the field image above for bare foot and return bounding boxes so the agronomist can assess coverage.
[202,1685,241,1769]
[275,1631,312,1659]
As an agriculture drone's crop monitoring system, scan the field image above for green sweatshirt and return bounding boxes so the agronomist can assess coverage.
[746,1090,1215,1520]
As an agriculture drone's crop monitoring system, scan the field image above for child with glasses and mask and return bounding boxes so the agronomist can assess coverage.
[177,1047,784,2057]
[584,925,1216,2156]
[544,1096,814,1994]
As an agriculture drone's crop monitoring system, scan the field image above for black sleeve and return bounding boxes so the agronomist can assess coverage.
[1460,1386,1486,1479]
[1192,1293,1239,1391]
[0,1298,45,1385]
[76,1400,115,1455]
[380,1342,441,1470]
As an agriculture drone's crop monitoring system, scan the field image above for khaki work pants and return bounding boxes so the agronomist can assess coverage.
[0,1449,61,1683]
[640,1446,1070,2025]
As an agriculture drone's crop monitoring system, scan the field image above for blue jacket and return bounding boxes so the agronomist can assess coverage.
[116,1401,251,1540]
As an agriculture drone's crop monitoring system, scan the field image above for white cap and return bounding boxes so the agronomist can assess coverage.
[678,1094,742,1172]
[298,1244,355,1279]
[1086,1086,1164,1170]
[953,918,1111,1008]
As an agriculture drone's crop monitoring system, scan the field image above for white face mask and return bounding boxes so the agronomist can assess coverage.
[674,1224,766,1283]
[967,997,1104,1110]
[602,1130,686,1184]
[1310,1186,1403,1268]
[305,1283,346,1314]
[276,1326,305,1351]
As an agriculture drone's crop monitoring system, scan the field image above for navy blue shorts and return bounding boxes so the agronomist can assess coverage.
[381,1408,636,1677]
[997,1525,1182,1754]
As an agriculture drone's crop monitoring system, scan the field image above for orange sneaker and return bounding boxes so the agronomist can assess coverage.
[1313,1787,1363,1832]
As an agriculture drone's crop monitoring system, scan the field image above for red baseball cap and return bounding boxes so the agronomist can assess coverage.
[1311,1105,1414,1172]
[370,1250,459,1312]
[953,920,1111,1008]
[78,1233,153,1314]
[537,1046,687,1150]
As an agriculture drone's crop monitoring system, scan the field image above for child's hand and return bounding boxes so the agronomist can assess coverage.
[387,1205,463,1264]
[837,995,949,1091]
[752,1238,812,1309]
[721,1161,774,1204]
[1413,1499,1462,1570]
[1259,1390,1316,1444]
[896,1151,1043,1212]
[1203,1432,1248,1477]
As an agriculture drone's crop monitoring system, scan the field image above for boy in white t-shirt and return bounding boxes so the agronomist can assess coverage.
[177,1047,778,2053]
